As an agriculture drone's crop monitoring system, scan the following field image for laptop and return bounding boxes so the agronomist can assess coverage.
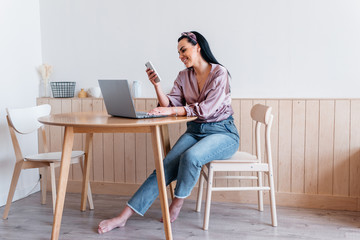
[98,79,166,119]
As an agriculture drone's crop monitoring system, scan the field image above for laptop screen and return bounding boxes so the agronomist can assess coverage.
[98,80,137,118]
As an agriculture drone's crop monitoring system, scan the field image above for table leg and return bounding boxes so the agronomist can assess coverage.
[151,125,173,240]
[81,133,93,211]
[51,127,74,240]
[160,125,174,200]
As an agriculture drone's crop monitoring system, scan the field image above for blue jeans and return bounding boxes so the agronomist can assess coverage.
[127,116,240,216]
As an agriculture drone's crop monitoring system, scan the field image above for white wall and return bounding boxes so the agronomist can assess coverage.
[39,0,360,98]
[0,0,43,207]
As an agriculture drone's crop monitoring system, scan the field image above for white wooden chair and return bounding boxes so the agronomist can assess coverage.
[196,104,277,230]
[2,104,94,219]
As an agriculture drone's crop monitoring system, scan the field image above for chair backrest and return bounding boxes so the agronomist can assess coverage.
[6,104,51,134]
[250,104,273,163]
[250,104,272,125]
[6,104,51,161]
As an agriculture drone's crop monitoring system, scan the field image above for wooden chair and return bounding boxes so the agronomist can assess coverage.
[195,104,277,230]
[2,104,94,219]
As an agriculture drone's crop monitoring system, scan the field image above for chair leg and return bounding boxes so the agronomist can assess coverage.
[50,163,57,213]
[87,182,94,210]
[79,157,94,210]
[196,167,205,212]
[169,182,175,200]
[2,161,24,219]
[268,170,278,227]
[257,171,264,212]
[203,164,214,230]
[40,167,48,205]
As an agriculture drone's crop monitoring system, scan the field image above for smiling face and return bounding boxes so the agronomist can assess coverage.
[177,38,201,68]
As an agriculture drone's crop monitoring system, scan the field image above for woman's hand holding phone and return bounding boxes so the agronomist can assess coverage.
[145,61,170,107]
[146,68,161,86]
[145,61,161,86]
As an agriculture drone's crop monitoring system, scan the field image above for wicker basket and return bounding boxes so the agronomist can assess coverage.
[50,82,76,98]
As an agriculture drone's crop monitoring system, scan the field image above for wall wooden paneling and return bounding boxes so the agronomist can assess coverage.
[37,98,360,211]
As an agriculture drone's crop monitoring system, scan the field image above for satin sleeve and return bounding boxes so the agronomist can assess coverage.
[166,74,186,107]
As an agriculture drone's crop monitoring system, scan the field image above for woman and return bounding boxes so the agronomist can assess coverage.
[98,31,239,234]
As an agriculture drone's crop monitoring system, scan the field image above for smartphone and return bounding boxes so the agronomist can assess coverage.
[145,61,161,83]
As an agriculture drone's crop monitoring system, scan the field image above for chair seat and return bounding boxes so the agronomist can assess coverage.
[25,151,84,162]
[210,151,258,163]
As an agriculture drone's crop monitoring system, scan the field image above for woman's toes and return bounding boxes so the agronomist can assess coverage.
[98,220,111,234]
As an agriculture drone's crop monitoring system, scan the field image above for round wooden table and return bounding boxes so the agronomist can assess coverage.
[39,112,196,240]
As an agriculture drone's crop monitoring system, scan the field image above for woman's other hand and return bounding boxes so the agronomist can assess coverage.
[146,68,160,87]
[148,107,173,116]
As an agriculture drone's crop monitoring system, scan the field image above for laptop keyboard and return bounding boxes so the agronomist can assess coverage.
[136,111,167,119]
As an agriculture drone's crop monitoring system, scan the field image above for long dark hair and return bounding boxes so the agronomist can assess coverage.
[178,31,230,77]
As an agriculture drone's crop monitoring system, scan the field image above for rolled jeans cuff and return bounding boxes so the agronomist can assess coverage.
[127,202,144,216]
[174,193,190,199]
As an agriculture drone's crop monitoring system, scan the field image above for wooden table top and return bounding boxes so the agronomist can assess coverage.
[38,112,197,128]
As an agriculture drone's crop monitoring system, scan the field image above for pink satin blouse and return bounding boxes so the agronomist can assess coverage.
[167,63,234,123]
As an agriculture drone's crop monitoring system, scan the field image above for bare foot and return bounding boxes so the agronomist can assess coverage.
[160,198,184,223]
[98,206,134,234]
[98,216,126,234]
